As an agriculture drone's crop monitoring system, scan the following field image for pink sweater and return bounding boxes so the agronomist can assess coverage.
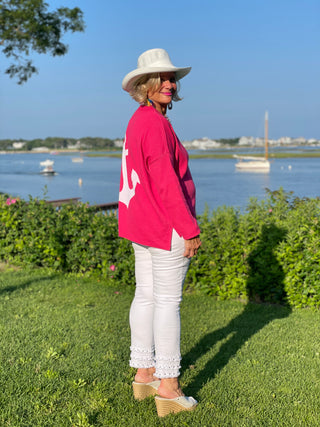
[118,105,200,250]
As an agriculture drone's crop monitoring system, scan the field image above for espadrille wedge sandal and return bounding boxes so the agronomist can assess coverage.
[132,380,161,400]
[155,395,198,417]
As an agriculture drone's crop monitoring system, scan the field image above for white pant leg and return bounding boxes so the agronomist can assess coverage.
[150,230,190,378]
[130,230,190,378]
[129,243,155,368]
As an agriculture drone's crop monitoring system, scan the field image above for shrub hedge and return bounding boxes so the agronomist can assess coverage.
[1,188,320,308]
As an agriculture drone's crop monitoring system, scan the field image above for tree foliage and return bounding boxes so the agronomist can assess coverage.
[0,0,85,83]
[0,136,117,151]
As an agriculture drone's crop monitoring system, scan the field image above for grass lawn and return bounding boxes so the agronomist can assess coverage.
[1,267,320,426]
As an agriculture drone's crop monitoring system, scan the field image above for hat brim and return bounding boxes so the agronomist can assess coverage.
[122,66,191,92]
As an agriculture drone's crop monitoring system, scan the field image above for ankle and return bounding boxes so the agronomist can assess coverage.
[158,378,184,399]
[135,367,158,383]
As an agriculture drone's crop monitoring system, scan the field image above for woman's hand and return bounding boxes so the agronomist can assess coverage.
[183,236,201,258]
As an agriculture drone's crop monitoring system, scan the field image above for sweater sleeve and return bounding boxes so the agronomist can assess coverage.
[147,153,200,239]
[142,116,200,239]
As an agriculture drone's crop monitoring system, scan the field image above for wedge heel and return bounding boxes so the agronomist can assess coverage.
[155,395,198,417]
[132,381,160,400]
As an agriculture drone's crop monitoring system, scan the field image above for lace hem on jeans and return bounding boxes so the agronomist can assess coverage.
[155,354,181,378]
[130,346,155,369]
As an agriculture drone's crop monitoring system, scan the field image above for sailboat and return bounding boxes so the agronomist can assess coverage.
[234,111,270,172]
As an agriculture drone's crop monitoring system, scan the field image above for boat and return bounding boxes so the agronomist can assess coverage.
[71,157,84,163]
[234,111,270,172]
[40,159,56,175]
[233,155,270,171]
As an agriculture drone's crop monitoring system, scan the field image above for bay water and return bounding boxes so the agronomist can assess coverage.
[1,152,319,213]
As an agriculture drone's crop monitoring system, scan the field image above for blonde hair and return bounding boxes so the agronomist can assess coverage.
[129,73,182,105]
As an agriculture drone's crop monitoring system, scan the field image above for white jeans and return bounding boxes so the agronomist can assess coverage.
[130,230,190,378]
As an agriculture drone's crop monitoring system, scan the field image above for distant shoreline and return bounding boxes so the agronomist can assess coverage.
[2,149,320,159]
[79,151,320,160]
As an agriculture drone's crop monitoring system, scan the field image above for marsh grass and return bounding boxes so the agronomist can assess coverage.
[85,151,320,160]
[1,268,320,426]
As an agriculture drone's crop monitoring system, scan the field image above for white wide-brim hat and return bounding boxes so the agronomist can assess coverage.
[122,48,191,92]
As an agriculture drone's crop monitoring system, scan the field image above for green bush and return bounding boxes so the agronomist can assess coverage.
[0,196,135,285]
[1,188,320,308]
[187,188,320,308]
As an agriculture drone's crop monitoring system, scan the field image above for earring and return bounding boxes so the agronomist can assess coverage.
[168,101,172,110]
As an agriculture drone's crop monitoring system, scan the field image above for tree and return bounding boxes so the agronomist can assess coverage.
[0,0,85,84]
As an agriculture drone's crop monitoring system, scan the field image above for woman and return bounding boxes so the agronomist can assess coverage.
[119,48,201,417]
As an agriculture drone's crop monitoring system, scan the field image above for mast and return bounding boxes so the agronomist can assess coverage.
[264,111,269,160]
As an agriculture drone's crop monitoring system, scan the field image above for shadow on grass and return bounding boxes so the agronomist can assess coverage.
[183,224,291,396]
[0,272,60,295]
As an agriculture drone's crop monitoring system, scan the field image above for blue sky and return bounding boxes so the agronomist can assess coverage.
[1,0,319,141]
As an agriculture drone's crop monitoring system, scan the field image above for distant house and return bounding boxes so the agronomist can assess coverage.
[268,139,278,146]
[254,138,264,147]
[278,137,292,145]
[114,139,124,148]
[32,147,50,152]
[292,137,307,145]
[12,142,26,149]
[67,140,81,149]
[67,140,90,150]
[238,137,255,146]
[182,138,221,150]
[192,138,221,150]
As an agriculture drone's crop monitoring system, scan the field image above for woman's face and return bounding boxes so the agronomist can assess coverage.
[148,72,177,112]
